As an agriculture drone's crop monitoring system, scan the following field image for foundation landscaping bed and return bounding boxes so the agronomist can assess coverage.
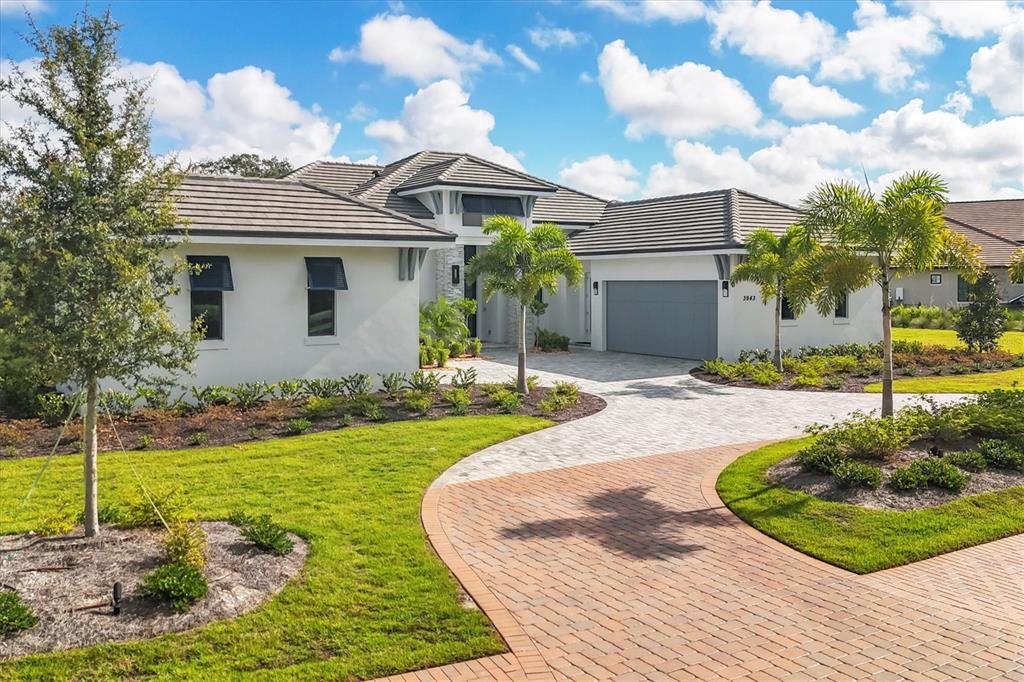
[694,340,1024,393]
[0,415,557,679]
[717,390,1024,573]
[0,369,602,459]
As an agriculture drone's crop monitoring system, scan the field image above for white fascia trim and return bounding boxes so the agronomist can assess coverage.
[579,248,746,261]
[396,184,554,198]
[172,235,454,249]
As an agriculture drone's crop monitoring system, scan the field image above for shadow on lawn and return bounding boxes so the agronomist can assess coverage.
[500,485,730,560]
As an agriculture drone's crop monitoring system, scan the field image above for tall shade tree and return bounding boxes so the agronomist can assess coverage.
[730,226,815,371]
[466,216,583,394]
[0,11,199,536]
[1011,248,1024,285]
[797,171,982,416]
[191,153,292,179]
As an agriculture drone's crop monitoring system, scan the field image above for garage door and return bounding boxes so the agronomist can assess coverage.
[605,281,718,359]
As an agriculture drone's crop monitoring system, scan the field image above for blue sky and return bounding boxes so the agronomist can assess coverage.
[2,0,1022,203]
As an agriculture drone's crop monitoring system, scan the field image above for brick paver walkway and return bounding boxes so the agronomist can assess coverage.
[384,442,1023,681]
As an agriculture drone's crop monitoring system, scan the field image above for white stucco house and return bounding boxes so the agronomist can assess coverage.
[165,151,882,389]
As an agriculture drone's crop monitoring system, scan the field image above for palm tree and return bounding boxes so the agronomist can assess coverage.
[466,216,583,393]
[419,296,476,347]
[1011,248,1024,285]
[730,226,815,371]
[797,171,982,416]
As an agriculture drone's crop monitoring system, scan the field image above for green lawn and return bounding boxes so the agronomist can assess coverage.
[717,439,1024,574]
[893,327,1024,353]
[0,416,549,680]
[865,367,1024,394]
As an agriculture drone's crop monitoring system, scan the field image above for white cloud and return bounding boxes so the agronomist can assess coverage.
[707,1,836,70]
[579,71,594,84]
[896,0,1020,39]
[364,79,521,169]
[597,39,761,139]
[559,154,639,199]
[329,13,501,85]
[348,101,376,121]
[940,91,973,118]
[968,21,1024,115]
[644,99,1024,203]
[0,0,46,15]
[818,0,942,92]
[506,44,540,72]
[586,0,705,24]
[528,26,589,50]
[769,75,863,121]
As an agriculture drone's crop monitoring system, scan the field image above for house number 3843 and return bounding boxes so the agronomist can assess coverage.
[742,295,756,301]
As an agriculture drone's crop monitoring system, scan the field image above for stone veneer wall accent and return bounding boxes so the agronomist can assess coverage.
[433,245,465,302]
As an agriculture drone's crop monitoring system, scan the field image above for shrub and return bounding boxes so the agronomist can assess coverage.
[275,379,303,401]
[749,363,782,386]
[141,562,208,613]
[821,413,913,461]
[187,431,209,447]
[832,460,883,489]
[402,390,433,415]
[552,381,580,402]
[164,521,207,570]
[892,339,925,355]
[797,443,845,475]
[349,394,384,421]
[229,511,294,556]
[434,347,451,368]
[889,465,925,491]
[419,345,432,368]
[379,372,405,399]
[340,373,372,398]
[942,450,987,472]
[190,385,232,410]
[77,503,125,526]
[36,392,70,426]
[451,366,478,389]
[0,591,37,635]
[954,271,1007,352]
[407,370,441,393]
[901,400,971,443]
[469,337,483,356]
[449,339,467,357]
[230,381,271,409]
[444,387,471,415]
[123,485,192,527]
[825,355,859,374]
[889,459,970,492]
[0,423,25,447]
[301,378,346,398]
[301,395,343,419]
[490,388,522,413]
[504,375,540,391]
[962,390,1024,439]
[136,386,173,410]
[538,394,576,414]
[976,439,1024,470]
[100,389,135,417]
[703,359,744,380]
[286,418,312,435]
[536,328,569,352]
[791,370,823,388]
[823,375,845,390]
[136,434,154,450]
[247,426,262,440]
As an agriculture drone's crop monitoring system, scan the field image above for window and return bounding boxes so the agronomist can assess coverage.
[187,256,233,341]
[835,293,849,319]
[461,194,524,227]
[929,273,942,285]
[305,257,347,337]
[781,296,795,320]
[957,276,975,303]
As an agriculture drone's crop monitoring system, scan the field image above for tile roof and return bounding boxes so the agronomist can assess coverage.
[173,175,454,242]
[568,189,799,256]
[533,185,609,225]
[944,217,1019,267]
[394,155,557,193]
[286,161,382,195]
[945,199,1023,244]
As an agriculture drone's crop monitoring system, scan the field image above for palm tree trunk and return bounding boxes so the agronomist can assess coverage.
[773,292,783,372]
[83,375,100,537]
[517,302,528,394]
[880,276,894,417]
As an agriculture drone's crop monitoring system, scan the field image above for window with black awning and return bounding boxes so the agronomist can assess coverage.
[187,255,234,291]
[305,257,348,290]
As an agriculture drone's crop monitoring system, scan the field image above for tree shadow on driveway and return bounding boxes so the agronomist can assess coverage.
[499,485,731,561]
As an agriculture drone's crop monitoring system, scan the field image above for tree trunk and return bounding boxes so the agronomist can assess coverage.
[773,291,783,372]
[517,302,528,395]
[83,376,100,537]
[880,276,894,417]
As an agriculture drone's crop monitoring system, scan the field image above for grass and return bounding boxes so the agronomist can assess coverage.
[893,327,1024,354]
[716,439,1024,574]
[0,416,549,680]
[864,367,1024,394]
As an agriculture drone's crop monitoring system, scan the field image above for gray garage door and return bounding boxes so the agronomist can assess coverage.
[605,281,718,359]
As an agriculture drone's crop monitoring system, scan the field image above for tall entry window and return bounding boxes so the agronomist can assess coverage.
[188,256,233,340]
[462,194,524,227]
[305,257,347,336]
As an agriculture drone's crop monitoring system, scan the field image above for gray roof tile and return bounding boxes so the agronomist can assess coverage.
[394,155,557,193]
[945,199,1023,244]
[286,161,382,194]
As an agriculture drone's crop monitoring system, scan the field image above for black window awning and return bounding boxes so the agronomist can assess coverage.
[462,194,524,217]
[305,257,348,290]
[187,255,234,291]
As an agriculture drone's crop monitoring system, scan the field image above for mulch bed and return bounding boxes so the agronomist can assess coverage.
[768,441,1024,510]
[1,385,605,459]
[0,522,307,658]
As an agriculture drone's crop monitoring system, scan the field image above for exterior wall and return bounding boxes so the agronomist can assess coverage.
[538,274,588,344]
[431,245,465,302]
[166,242,420,389]
[895,268,1023,307]
[585,253,881,360]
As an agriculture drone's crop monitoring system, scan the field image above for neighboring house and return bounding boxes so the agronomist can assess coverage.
[894,199,1024,307]
[163,151,883,388]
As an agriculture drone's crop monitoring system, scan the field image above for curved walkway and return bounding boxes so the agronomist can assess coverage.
[407,443,1023,681]
[434,348,959,487]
